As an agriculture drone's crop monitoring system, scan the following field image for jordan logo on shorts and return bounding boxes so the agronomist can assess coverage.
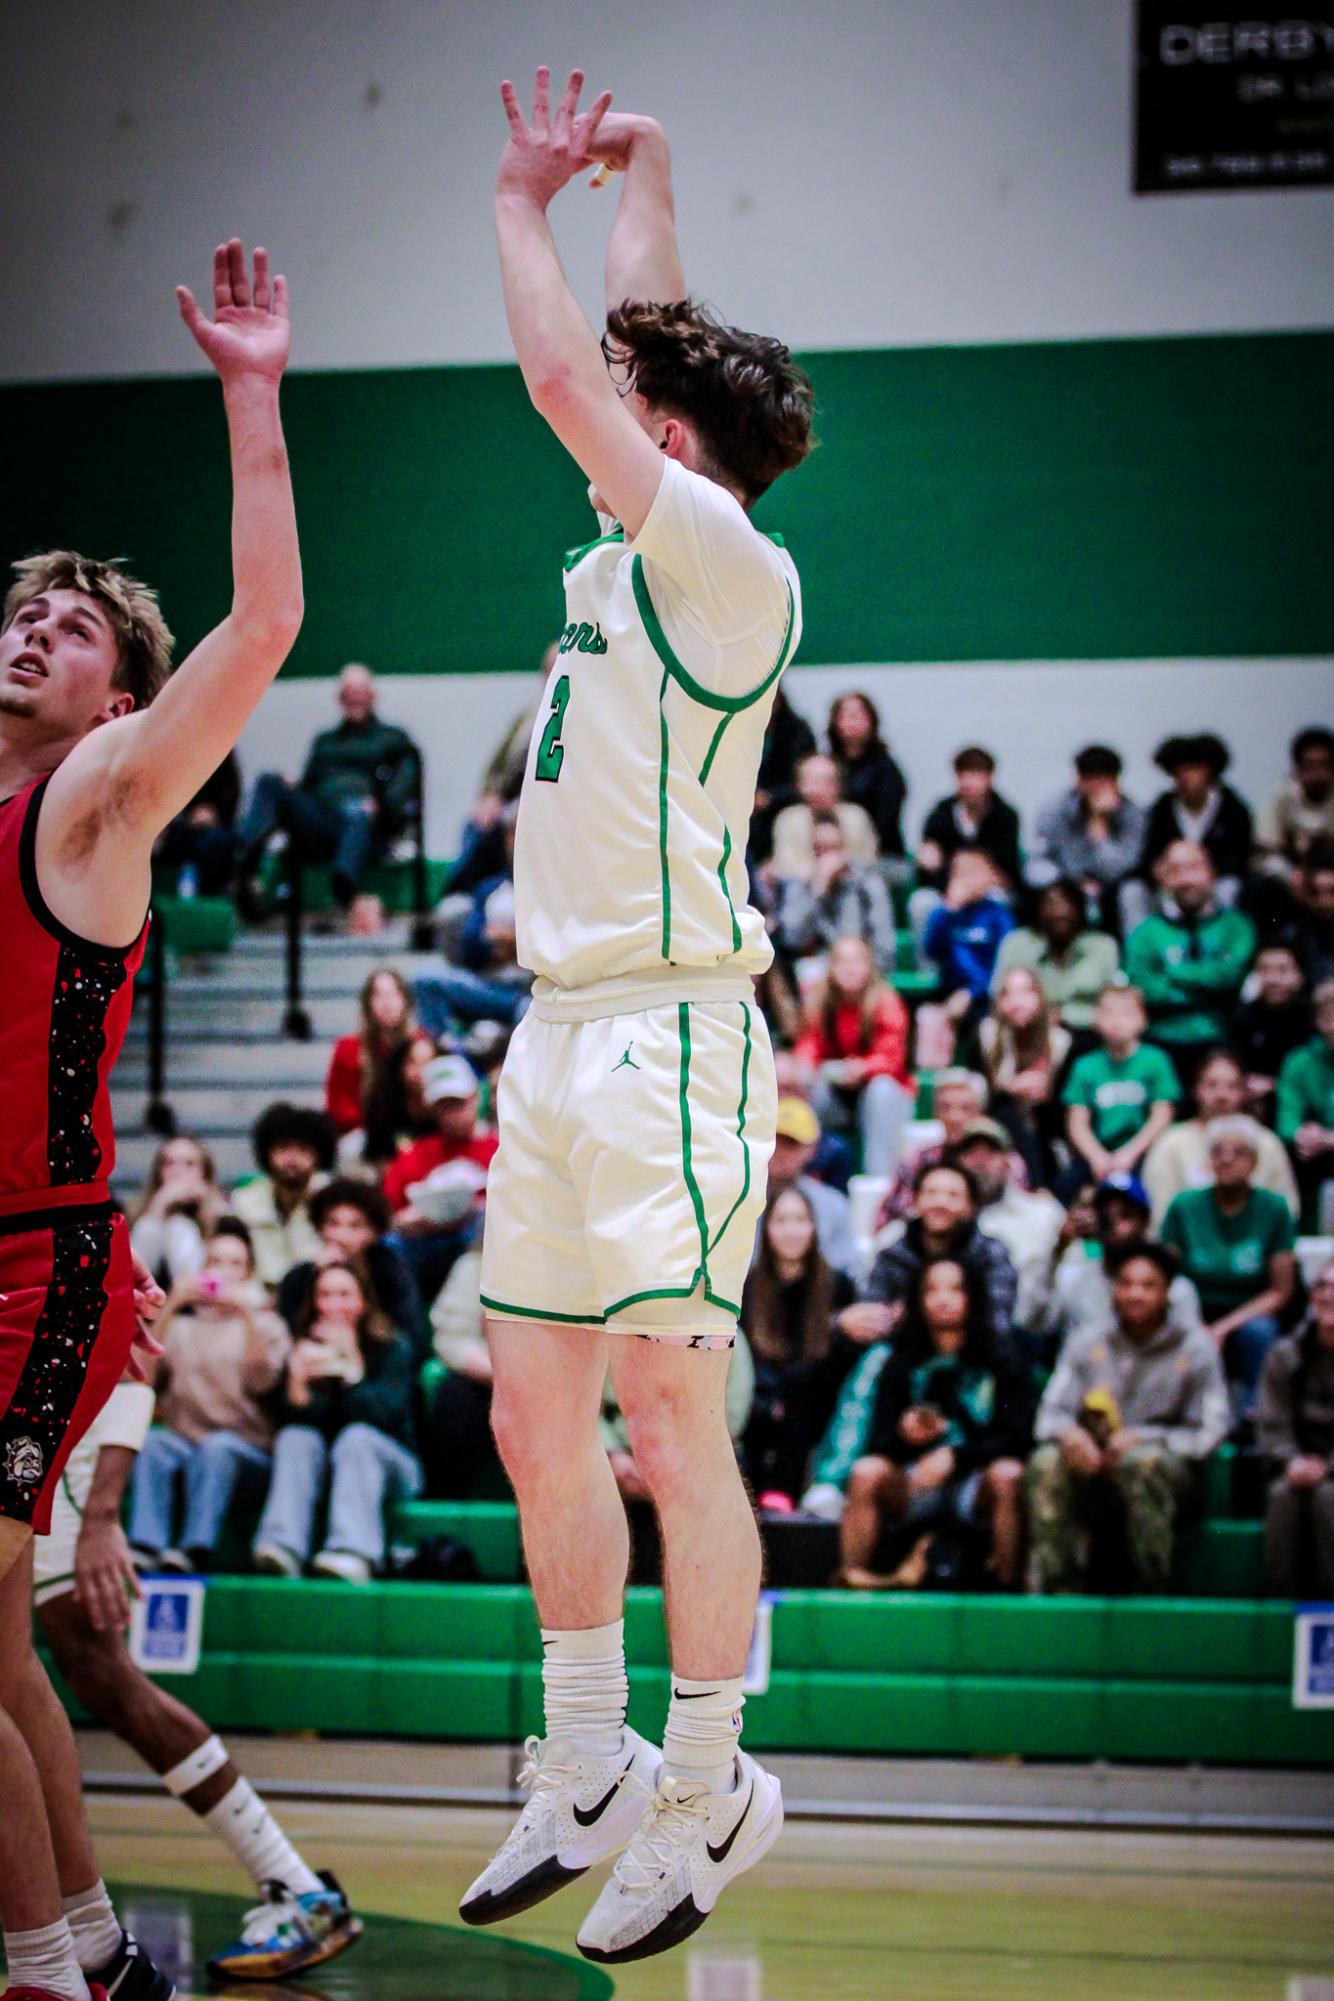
[612,1043,640,1073]
[2,1435,44,1489]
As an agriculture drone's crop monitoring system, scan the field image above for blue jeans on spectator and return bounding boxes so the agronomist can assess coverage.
[1225,1314,1281,1420]
[128,1427,271,1560]
[239,774,380,906]
[253,1422,422,1569]
[415,968,531,1036]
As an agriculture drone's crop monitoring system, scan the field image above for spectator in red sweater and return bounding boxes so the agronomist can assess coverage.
[795,936,914,1177]
[382,1053,498,1306]
[325,968,416,1138]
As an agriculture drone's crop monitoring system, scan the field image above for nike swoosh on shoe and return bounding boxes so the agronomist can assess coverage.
[572,1754,635,1827]
[706,1783,754,1864]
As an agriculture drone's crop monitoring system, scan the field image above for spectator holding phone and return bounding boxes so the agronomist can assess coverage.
[129,1135,230,1290]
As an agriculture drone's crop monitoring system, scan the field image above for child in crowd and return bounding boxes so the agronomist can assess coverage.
[1063,984,1180,1191]
[922,848,1015,1052]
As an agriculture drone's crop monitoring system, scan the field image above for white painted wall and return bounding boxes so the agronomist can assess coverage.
[236,657,1334,860]
[3,0,1332,382]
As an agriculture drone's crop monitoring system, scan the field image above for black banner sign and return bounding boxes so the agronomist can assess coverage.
[1135,4,1334,191]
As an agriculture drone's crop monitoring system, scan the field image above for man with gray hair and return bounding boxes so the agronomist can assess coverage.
[236,661,421,915]
[1160,1117,1297,1416]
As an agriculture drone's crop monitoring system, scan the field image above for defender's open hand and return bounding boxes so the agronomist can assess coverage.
[177,239,291,383]
[499,66,613,208]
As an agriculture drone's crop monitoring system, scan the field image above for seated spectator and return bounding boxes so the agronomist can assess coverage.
[772,813,896,977]
[922,849,1015,1050]
[838,1256,1030,1590]
[231,1103,335,1293]
[129,1136,229,1291]
[1063,984,1180,1192]
[236,663,420,917]
[741,1186,892,1506]
[422,1239,500,1499]
[417,803,532,1035]
[1259,1259,1334,1597]
[1043,1172,1202,1351]
[153,748,241,897]
[951,1118,1065,1340]
[383,1053,497,1304]
[882,1068,1028,1222]
[1286,838,1334,986]
[252,1260,421,1582]
[1027,745,1147,934]
[127,1220,290,1572]
[1254,725,1334,887]
[770,752,878,884]
[912,745,1022,927]
[1233,942,1313,1121]
[992,878,1121,1038]
[1144,1047,1299,1225]
[826,690,907,861]
[979,966,1072,1188]
[765,1096,857,1276]
[355,1027,440,1171]
[448,640,555,897]
[750,684,817,865]
[1277,977,1334,1228]
[1140,734,1253,904]
[325,968,415,1139]
[1028,1241,1229,1593]
[793,937,913,1178]
[1124,842,1256,1075]
[1160,1118,1297,1416]
[277,1177,424,1358]
[867,1161,1018,1347]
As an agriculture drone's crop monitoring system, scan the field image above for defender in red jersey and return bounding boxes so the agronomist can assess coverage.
[0,241,301,2001]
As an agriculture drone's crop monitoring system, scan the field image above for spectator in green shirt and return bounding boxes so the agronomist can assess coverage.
[1160,1118,1297,1417]
[1123,841,1255,1075]
[991,878,1121,1036]
[1063,985,1179,1193]
[1276,978,1334,1231]
[237,663,420,916]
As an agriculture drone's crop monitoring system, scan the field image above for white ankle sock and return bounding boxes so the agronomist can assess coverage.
[662,1674,744,1795]
[3,1918,90,2001]
[540,1619,627,1757]
[61,1879,122,1973]
[203,1777,322,1896]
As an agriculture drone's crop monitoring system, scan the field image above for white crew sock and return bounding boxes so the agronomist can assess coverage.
[61,1879,122,1973]
[662,1674,745,1796]
[540,1620,628,1758]
[2,1918,90,2001]
[203,1777,322,1896]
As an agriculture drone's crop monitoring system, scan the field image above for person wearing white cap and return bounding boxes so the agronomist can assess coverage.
[381,1056,497,1307]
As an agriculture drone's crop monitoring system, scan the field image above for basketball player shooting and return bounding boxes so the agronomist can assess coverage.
[0,241,302,2001]
[461,67,814,1963]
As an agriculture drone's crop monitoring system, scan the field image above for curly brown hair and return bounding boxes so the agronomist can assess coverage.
[603,297,814,506]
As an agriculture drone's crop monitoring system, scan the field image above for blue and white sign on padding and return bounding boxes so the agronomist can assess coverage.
[1291,1604,1334,1710]
[130,1576,205,1677]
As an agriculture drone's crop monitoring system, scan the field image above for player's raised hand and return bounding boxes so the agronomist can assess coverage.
[498,65,613,207]
[177,239,291,383]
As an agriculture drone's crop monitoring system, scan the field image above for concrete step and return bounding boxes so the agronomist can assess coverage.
[115,1039,331,1086]
[140,951,441,1002]
[229,922,422,959]
[112,1084,324,1133]
[126,995,352,1038]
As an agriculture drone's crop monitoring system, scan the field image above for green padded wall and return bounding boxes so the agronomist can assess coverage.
[3,332,1329,675]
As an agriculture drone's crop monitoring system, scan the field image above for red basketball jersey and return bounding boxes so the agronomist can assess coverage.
[0,774,146,1220]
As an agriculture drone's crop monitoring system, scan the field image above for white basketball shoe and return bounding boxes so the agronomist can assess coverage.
[459,1727,661,1926]
[576,1748,784,1963]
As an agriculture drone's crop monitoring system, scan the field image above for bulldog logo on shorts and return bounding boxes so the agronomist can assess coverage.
[2,1436,44,1489]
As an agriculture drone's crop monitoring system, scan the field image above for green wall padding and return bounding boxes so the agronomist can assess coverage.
[4,331,1329,673]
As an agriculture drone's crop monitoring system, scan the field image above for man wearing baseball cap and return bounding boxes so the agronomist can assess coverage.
[951,1118,1064,1337]
[766,1098,856,1278]
[1044,1171,1202,1351]
[382,1056,498,1305]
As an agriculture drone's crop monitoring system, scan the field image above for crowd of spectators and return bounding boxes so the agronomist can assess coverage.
[136,687,1334,1599]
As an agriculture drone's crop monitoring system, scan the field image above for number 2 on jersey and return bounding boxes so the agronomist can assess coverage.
[535,673,571,783]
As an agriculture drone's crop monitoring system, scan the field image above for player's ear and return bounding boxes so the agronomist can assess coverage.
[92,690,137,727]
[659,417,692,466]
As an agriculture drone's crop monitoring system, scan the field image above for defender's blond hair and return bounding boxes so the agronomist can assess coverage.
[4,551,174,711]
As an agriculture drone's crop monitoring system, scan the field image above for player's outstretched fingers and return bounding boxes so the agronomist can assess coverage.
[228,236,251,308]
[176,285,210,339]
[213,241,232,310]
[252,245,271,312]
[578,89,613,160]
[500,78,527,139]
[554,66,584,140]
[272,271,290,320]
[531,63,551,130]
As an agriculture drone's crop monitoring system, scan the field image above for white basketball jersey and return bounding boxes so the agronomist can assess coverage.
[513,459,802,1000]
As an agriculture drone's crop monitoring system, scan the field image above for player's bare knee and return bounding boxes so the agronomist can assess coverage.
[849,1455,891,1499]
[620,1411,694,1506]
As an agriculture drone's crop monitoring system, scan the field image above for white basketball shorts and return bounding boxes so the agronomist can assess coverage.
[32,1381,155,1605]
[480,997,775,1347]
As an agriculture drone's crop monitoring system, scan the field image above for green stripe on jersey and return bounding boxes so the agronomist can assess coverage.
[632,557,797,714]
[563,527,625,572]
[657,669,673,962]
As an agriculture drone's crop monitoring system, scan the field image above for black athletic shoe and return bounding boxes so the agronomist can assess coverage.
[87,1929,177,2001]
